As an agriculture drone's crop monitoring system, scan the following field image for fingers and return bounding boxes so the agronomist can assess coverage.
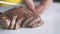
[35,0,53,14]
[24,0,35,11]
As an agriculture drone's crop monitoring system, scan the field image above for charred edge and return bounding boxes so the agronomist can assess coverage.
[13,21,17,29]
[13,17,20,29]
[20,18,27,27]
[26,17,36,28]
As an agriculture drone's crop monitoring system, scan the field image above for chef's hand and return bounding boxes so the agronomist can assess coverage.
[24,0,35,11]
[24,0,53,14]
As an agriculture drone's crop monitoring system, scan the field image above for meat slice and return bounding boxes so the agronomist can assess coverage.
[0,6,44,30]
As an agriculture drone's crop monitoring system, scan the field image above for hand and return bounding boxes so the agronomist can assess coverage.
[24,0,53,14]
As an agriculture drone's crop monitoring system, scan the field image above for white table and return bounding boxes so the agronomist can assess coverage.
[0,2,60,34]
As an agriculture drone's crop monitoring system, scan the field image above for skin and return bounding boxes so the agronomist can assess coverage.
[24,0,53,14]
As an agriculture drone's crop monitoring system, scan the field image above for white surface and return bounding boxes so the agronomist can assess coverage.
[0,2,60,34]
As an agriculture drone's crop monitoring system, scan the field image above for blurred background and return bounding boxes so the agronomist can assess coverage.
[35,0,60,2]
[0,0,60,34]
[54,0,60,2]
